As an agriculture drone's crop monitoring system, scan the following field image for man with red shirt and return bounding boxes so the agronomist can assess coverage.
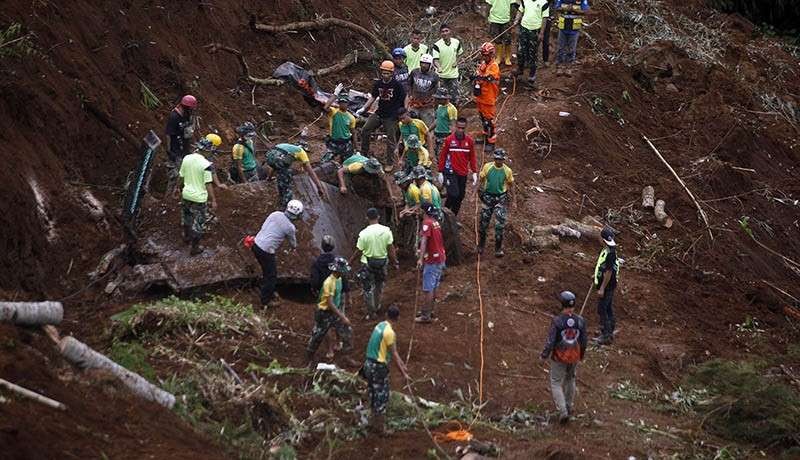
[437,117,477,216]
[415,202,446,323]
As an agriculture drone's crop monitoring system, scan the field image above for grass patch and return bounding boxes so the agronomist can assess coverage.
[687,359,800,447]
[108,339,156,381]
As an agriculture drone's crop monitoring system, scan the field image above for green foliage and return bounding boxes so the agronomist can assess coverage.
[111,295,255,339]
[0,23,34,59]
[687,359,800,447]
[108,339,156,381]
[140,81,162,110]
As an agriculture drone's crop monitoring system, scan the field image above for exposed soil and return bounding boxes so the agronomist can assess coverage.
[1,0,800,458]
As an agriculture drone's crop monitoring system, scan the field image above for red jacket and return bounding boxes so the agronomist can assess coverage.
[438,133,477,176]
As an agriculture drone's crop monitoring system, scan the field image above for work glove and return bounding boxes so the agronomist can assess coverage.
[334,83,344,96]
[472,173,478,186]
[437,172,444,184]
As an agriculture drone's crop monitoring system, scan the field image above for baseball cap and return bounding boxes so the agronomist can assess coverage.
[601,227,616,246]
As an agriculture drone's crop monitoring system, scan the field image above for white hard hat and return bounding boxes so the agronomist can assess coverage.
[285,199,304,217]
[420,53,434,64]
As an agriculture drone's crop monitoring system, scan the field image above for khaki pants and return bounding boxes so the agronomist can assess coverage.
[549,360,577,418]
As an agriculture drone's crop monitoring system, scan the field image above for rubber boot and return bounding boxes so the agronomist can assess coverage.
[494,44,503,65]
[504,44,513,66]
[478,232,487,255]
[494,235,504,258]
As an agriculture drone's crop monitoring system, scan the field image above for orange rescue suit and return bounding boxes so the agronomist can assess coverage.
[475,60,500,120]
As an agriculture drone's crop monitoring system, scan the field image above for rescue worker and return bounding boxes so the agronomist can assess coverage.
[478,148,514,257]
[486,0,515,66]
[437,117,477,216]
[357,61,406,167]
[251,200,303,307]
[397,108,433,152]
[431,24,464,100]
[336,153,384,195]
[474,42,500,145]
[309,235,351,360]
[415,202,446,323]
[349,208,399,320]
[362,305,410,434]
[392,48,411,90]
[540,291,587,424]
[264,141,328,208]
[230,122,263,183]
[410,165,442,211]
[306,257,359,367]
[322,84,357,163]
[554,0,590,76]
[165,94,197,165]
[541,1,555,66]
[594,227,620,345]
[403,29,429,71]
[401,134,432,175]
[429,88,458,162]
[407,53,440,128]
[175,135,220,256]
[514,0,550,84]
[395,171,419,218]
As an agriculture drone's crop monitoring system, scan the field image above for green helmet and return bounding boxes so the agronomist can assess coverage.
[404,134,422,149]
[364,157,383,174]
[328,256,351,273]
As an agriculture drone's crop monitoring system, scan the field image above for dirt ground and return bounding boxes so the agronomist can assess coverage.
[1,0,800,458]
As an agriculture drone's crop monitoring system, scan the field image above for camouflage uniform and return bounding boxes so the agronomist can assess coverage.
[362,359,390,415]
[478,191,508,243]
[306,309,352,356]
[357,263,387,317]
[266,148,296,208]
[321,138,354,164]
[181,200,208,240]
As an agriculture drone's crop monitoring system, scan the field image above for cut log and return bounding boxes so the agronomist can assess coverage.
[0,378,66,411]
[0,302,63,326]
[552,225,582,239]
[59,336,175,408]
[251,17,391,58]
[654,199,673,228]
[642,186,655,209]
[562,218,602,241]
[525,234,560,250]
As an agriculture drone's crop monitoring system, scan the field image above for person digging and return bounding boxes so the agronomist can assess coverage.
[478,148,515,257]
[411,165,443,214]
[305,257,359,368]
[336,153,383,195]
[540,290,587,424]
[250,200,303,307]
[415,202,447,323]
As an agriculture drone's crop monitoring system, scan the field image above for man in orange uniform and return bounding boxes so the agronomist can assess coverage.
[473,42,500,145]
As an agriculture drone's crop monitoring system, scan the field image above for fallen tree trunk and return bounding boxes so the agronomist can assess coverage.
[0,301,63,326]
[0,378,67,411]
[654,199,673,227]
[251,17,391,58]
[562,218,602,241]
[59,336,176,408]
[313,50,374,77]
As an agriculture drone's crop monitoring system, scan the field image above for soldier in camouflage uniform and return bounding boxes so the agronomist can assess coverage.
[349,208,399,320]
[478,148,515,257]
[305,257,359,367]
[361,306,409,434]
[265,142,329,207]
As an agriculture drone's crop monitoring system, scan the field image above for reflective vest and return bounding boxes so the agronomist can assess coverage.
[593,247,620,287]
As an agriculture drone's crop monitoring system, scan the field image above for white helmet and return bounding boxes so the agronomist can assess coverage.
[285,199,304,218]
[420,53,434,65]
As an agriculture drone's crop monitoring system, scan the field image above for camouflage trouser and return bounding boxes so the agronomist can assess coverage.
[307,309,352,356]
[181,200,208,240]
[363,359,390,415]
[274,167,295,208]
[518,26,541,75]
[321,138,354,164]
[434,132,449,166]
[357,261,387,316]
[479,192,508,241]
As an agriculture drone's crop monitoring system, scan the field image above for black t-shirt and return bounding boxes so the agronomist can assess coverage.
[310,253,350,294]
[370,78,406,119]
[165,109,190,159]
[598,247,618,290]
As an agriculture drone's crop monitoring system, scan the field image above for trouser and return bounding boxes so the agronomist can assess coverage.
[439,78,459,101]
[229,165,263,184]
[322,138,354,164]
[357,260,388,316]
[434,132,449,164]
[411,104,435,129]
[477,102,497,143]
[542,18,553,63]
[363,359,390,415]
[360,114,399,164]
[273,167,295,208]
[549,361,577,418]
[181,200,207,243]
[597,287,616,339]
[306,309,352,357]
[489,21,511,44]
[556,30,580,65]
[479,192,508,247]
[518,26,541,77]
[443,172,467,216]
[252,245,277,304]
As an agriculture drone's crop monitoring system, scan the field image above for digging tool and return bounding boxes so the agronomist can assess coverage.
[578,280,594,316]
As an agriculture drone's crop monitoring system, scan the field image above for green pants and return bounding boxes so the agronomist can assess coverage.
[181,200,207,241]
[479,192,508,241]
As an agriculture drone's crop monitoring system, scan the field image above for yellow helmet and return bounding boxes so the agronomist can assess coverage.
[205,133,222,147]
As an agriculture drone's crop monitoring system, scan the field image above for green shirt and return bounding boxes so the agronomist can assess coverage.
[480,163,514,195]
[403,43,429,71]
[232,139,257,171]
[399,119,429,145]
[366,321,396,363]
[328,107,356,141]
[517,0,550,31]
[487,0,514,24]
[317,275,343,311]
[179,153,213,203]
[434,103,458,134]
[356,223,394,263]
[343,153,368,166]
[432,38,464,79]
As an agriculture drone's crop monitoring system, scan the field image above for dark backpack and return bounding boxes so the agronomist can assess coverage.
[553,316,582,364]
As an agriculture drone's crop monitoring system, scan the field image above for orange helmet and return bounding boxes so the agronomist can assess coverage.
[380,60,395,72]
[480,42,496,56]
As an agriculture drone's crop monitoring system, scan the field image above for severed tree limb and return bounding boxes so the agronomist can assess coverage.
[644,135,713,241]
[0,378,67,411]
[312,50,373,76]
[250,16,391,58]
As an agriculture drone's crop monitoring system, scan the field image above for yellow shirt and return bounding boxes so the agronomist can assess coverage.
[479,163,514,194]
[366,321,396,363]
[404,146,432,167]
[398,119,430,147]
[317,275,342,311]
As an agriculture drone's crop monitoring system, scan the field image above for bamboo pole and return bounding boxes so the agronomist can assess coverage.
[0,301,63,326]
[0,378,67,411]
